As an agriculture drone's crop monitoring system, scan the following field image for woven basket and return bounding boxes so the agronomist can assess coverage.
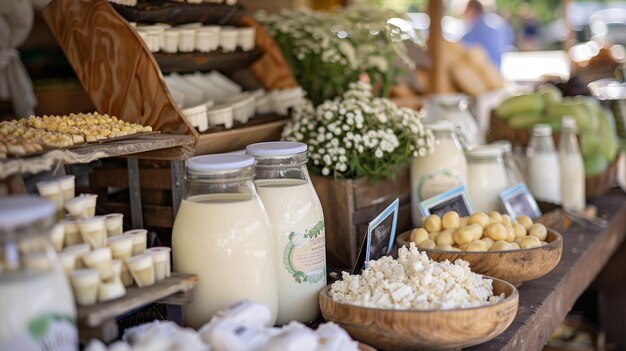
[487,112,617,199]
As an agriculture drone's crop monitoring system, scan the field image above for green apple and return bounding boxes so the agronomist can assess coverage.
[507,112,544,129]
[580,132,602,158]
[538,85,562,106]
[584,149,609,176]
[496,94,545,119]
[597,108,619,162]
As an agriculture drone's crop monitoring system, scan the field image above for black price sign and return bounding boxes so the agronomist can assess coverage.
[352,198,399,274]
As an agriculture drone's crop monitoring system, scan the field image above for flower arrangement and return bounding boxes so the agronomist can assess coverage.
[256,7,416,106]
[282,81,435,180]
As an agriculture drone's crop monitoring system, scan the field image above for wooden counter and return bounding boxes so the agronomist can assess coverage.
[470,191,626,350]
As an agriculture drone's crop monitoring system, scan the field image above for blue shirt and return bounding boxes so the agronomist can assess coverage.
[462,13,511,68]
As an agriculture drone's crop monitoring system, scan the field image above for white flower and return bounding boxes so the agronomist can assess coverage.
[322,167,330,176]
[375,149,383,158]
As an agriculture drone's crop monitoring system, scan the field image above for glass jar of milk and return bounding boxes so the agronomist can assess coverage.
[466,145,509,212]
[172,154,278,328]
[246,142,326,325]
[411,121,468,226]
[424,94,480,146]
[527,124,561,204]
[0,197,78,351]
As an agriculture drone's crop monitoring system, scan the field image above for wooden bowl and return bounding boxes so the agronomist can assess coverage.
[320,278,518,351]
[396,229,563,285]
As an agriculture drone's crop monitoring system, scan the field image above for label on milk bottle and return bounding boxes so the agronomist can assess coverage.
[283,220,326,284]
[416,169,464,201]
[3,313,77,351]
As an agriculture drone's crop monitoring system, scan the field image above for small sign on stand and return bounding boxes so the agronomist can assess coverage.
[499,183,542,219]
[418,185,473,218]
[352,198,399,274]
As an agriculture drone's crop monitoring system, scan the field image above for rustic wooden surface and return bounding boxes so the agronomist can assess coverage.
[467,190,626,350]
[0,134,194,179]
[396,230,563,285]
[320,279,518,351]
[111,0,244,25]
[194,119,287,155]
[77,273,198,327]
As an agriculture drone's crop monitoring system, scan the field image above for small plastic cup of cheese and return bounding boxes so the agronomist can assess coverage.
[57,250,77,274]
[69,269,100,306]
[146,247,171,280]
[77,216,107,249]
[65,194,97,219]
[82,247,113,281]
[49,223,65,252]
[108,235,134,261]
[126,253,155,287]
[62,243,90,269]
[57,175,76,202]
[98,278,126,302]
[104,213,124,237]
[36,180,64,219]
[60,219,83,246]
[124,229,148,255]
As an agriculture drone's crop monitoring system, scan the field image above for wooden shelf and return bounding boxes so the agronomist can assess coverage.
[0,133,194,179]
[78,273,198,343]
[112,1,244,25]
[154,49,263,74]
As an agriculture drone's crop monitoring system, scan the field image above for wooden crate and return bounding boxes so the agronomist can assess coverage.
[42,0,296,155]
[311,168,412,270]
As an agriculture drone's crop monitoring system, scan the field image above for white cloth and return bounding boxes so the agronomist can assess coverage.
[0,0,37,118]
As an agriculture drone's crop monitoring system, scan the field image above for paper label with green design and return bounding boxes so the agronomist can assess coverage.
[283,220,326,284]
[3,313,77,350]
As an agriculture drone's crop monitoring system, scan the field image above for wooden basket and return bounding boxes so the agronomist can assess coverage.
[311,168,412,270]
[42,0,297,155]
[488,113,618,198]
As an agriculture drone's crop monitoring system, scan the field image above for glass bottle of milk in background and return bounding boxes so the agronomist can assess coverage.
[559,117,586,211]
[0,197,77,350]
[527,124,561,204]
[246,142,326,325]
[410,121,468,226]
[466,145,509,212]
[172,154,278,328]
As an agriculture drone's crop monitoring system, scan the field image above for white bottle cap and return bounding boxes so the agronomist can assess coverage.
[187,154,255,173]
[561,116,577,129]
[532,123,552,136]
[425,120,455,132]
[0,196,55,231]
[246,142,307,157]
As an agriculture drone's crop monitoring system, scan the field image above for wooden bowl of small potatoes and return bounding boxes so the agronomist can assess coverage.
[396,212,563,285]
[320,278,519,351]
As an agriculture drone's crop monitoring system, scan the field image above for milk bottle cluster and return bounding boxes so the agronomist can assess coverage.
[172,142,326,328]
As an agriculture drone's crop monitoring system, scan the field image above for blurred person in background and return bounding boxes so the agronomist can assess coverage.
[517,3,541,51]
[461,0,514,69]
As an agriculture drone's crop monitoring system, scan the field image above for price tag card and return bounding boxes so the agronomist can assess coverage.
[499,183,542,219]
[418,185,473,218]
[352,198,399,274]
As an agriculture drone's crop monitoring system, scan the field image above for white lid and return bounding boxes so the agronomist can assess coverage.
[465,144,503,158]
[62,244,91,255]
[187,154,255,173]
[57,175,75,189]
[0,197,55,231]
[126,253,153,270]
[425,120,455,131]
[490,140,512,153]
[561,116,577,129]
[533,123,552,136]
[83,247,112,264]
[246,142,307,157]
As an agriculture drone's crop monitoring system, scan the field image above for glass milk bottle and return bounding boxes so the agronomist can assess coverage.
[246,142,326,325]
[411,121,468,226]
[0,197,78,350]
[527,124,561,204]
[425,94,480,146]
[466,145,509,212]
[172,154,278,328]
[559,117,586,211]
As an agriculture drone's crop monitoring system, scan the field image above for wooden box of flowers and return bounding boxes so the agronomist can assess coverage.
[283,82,435,269]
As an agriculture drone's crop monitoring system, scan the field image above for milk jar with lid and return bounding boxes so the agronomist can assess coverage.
[0,196,78,350]
[410,120,468,226]
[527,124,561,203]
[172,154,278,328]
[559,117,586,211]
[425,94,480,146]
[466,145,509,212]
[246,141,326,325]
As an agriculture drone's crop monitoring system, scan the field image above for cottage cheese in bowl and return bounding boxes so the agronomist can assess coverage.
[330,243,504,310]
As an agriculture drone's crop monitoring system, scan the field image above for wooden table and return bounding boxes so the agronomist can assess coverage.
[469,191,626,350]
